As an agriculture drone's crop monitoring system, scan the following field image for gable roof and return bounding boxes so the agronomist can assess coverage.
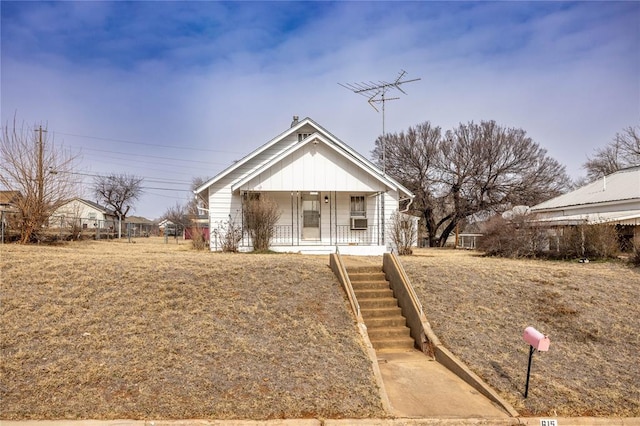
[230,130,410,195]
[0,190,22,206]
[62,198,116,215]
[126,216,155,224]
[531,166,640,212]
[195,117,414,199]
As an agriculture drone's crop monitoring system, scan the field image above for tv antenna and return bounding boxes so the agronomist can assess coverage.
[339,70,420,173]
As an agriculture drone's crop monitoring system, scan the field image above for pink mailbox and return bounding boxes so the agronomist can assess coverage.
[523,326,550,351]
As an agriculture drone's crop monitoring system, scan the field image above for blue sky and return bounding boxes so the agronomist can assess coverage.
[2,1,638,219]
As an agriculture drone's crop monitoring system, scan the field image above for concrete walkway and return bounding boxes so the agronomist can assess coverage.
[376,349,509,418]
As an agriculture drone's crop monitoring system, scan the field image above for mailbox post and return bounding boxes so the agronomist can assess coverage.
[523,326,550,398]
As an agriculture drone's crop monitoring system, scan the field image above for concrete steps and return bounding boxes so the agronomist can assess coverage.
[347,265,414,351]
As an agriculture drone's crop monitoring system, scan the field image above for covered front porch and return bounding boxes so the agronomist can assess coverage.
[233,190,391,254]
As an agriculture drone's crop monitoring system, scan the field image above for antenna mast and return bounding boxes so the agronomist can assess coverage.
[339,70,420,174]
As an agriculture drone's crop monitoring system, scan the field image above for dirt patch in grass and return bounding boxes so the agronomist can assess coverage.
[0,238,385,420]
[401,249,640,417]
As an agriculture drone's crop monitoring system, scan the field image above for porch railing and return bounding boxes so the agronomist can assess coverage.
[241,224,382,247]
[335,224,380,245]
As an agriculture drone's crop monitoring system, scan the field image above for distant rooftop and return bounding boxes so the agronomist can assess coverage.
[531,166,640,211]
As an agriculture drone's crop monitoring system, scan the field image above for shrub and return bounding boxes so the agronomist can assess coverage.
[477,214,547,258]
[479,214,622,261]
[213,214,243,252]
[243,196,281,252]
[558,224,620,259]
[389,212,416,255]
[631,235,640,267]
[190,226,207,251]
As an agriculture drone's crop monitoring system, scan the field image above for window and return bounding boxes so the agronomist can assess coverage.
[88,212,97,220]
[350,195,366,217]
[298,133,312,142]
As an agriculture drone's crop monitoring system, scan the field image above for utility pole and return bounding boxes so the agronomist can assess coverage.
[35,126,47,211]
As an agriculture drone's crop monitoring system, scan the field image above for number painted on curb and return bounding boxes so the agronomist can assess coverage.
[540,420,558,426]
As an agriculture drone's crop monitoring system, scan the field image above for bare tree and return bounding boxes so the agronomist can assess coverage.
[162,202,189,237]
[373,122,442,245]
[187,177,210,250]
[0,119,78,243]
[189,176,209,216]
[584,125,640,181]
[93,173,143,237]
[374,120,571,247]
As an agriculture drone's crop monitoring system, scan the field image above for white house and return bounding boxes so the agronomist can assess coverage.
[50,198,117,231]
[530,165,640,249]
[195,117,415,255]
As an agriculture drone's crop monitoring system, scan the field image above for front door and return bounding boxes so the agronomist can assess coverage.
[301,193,320,240]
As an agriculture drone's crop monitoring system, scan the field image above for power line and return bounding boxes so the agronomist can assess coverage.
[54,170,195,188]
[79,152,216,175]
[69,146,226,166]
[54,131,243,155]
[141,186,191,192]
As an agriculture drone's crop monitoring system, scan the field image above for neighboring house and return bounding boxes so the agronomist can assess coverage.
[530,165,640,250]
[0,190,22,211]
[0,191,22,242]
[195,116,415,255]
[126,216,158,237]
[457,222,485,249]
[158,219,177,236]
[50,198,118,231]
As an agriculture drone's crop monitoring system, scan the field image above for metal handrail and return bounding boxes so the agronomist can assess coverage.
[390,252,424,318]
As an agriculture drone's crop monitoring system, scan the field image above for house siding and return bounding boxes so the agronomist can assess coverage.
[239,142,381,192]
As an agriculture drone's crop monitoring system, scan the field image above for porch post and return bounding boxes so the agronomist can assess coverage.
[381,192,385,246]
[291,192,294,246]
[329,191,332,246]
[241,191,246,247]
[334,192,338,245]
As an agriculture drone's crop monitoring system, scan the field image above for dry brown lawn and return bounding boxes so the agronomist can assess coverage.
[401,249,640,417]
[0,238,385,420]
[2,239,638,420]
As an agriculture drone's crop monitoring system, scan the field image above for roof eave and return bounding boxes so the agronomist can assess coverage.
[195,118,317,194]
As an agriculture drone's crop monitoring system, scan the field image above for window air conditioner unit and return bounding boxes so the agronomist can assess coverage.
[351,217,368,230]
